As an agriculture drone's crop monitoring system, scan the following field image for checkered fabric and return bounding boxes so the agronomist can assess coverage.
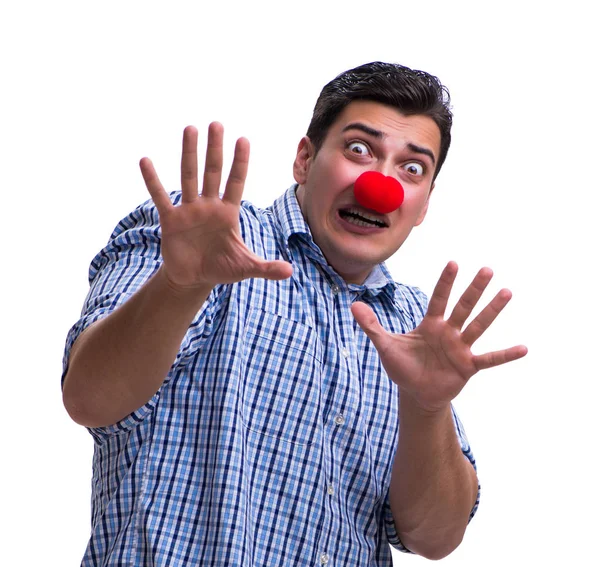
[63,186,477,566]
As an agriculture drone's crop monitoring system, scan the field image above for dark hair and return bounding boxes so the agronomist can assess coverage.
[306,61,453,179]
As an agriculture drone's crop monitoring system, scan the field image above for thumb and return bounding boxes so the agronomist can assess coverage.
[351,302,387,347]
[249,258,294,281]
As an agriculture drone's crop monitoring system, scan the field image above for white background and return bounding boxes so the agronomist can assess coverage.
[1,1,598,565]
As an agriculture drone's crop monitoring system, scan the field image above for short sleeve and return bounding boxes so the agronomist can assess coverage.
[61,193,223,441]
[383,405,480,553]
[383,492,413,554]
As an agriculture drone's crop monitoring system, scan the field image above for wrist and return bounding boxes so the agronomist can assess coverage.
[156,265,213,303]
[399,392,451,418]
[397,396,460,463]
[398,394,453,431]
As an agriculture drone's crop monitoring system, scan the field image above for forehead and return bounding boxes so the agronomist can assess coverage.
[328,100,441,158]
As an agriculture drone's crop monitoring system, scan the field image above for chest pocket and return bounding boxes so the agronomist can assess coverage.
[240,309,322,445]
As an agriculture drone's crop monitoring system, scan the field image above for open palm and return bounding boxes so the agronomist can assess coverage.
[352,262,527,413]
[139,124,292,290]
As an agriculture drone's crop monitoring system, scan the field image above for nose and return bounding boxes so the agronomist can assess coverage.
[375,161,397,180]
[353,171,404,214]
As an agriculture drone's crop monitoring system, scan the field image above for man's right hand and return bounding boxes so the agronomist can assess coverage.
[139,123,292,290]
[64,123,292,428]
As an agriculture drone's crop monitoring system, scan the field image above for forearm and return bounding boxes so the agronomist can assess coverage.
[63,266,212,428]
[389,396,478,560]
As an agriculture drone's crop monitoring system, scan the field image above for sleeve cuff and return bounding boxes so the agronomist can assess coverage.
[383,492,414,554]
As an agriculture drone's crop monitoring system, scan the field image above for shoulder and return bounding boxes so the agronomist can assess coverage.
[237,199,285,258]
[108,192,275,247]
[391,282,429,328]
[393,282,428,308]
[238,199,276,230]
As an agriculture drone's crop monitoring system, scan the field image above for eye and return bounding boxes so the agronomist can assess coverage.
[403,162,424,176]
[347,141,370,156]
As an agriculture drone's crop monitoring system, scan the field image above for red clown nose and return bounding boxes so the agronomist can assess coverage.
[353,171,404,214]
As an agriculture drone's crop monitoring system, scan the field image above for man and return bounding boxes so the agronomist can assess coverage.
[62,62,527,565]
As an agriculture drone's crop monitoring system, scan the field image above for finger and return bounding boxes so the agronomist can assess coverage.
[139,157,173,215]
[249,259,294,281]
[201,122,224,199]
[351,302,387,346]
[426,261,459,318]
[222,137,250,205]
[447,267,493,329]
[462,288,513,346]
[473,344,528,371]
[180,126,199,203]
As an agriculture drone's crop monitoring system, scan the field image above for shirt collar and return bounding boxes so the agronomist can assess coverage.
[270,185,397,298]
[271,184,312,243]
[349,263,397,301]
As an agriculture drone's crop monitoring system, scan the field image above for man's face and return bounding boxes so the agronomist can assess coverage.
[294,100,441,284]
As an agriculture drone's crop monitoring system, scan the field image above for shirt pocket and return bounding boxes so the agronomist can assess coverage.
[239,309,322,446]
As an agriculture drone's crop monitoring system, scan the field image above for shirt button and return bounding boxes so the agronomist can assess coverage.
[320,552,329,564]
[327,484,334,495]
[334,413,344,425]
[341,347,350,359]
[331,284,340,294]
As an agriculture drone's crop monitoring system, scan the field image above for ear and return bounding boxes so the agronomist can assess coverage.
[414,182,434,226]
[293,136,315,184]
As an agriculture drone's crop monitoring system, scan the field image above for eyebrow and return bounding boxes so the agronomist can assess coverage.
[342,122,384,139]
[407,143,436,166]
[341,122,437,166]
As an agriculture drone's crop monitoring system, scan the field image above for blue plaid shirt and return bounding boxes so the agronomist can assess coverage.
[63,186,477,566]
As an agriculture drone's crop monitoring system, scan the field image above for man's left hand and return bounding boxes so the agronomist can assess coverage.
[351,261,528,414]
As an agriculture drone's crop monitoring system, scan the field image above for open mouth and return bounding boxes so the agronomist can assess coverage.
[338,207,388,228]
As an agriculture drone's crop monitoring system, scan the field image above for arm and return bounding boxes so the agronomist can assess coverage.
[352,262,527,559]
[63,266,211,428]
[389,398,478,559]
[63,124,292,428]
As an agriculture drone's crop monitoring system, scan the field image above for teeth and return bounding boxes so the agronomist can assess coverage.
[345,207,384,224]
[340,207,386,228]
[345,216,378,228]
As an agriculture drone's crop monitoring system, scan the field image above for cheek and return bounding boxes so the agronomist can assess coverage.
[405,192,430,222]
[315,155,360,188]
[402,182,430,205]
[392,187,427,214]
